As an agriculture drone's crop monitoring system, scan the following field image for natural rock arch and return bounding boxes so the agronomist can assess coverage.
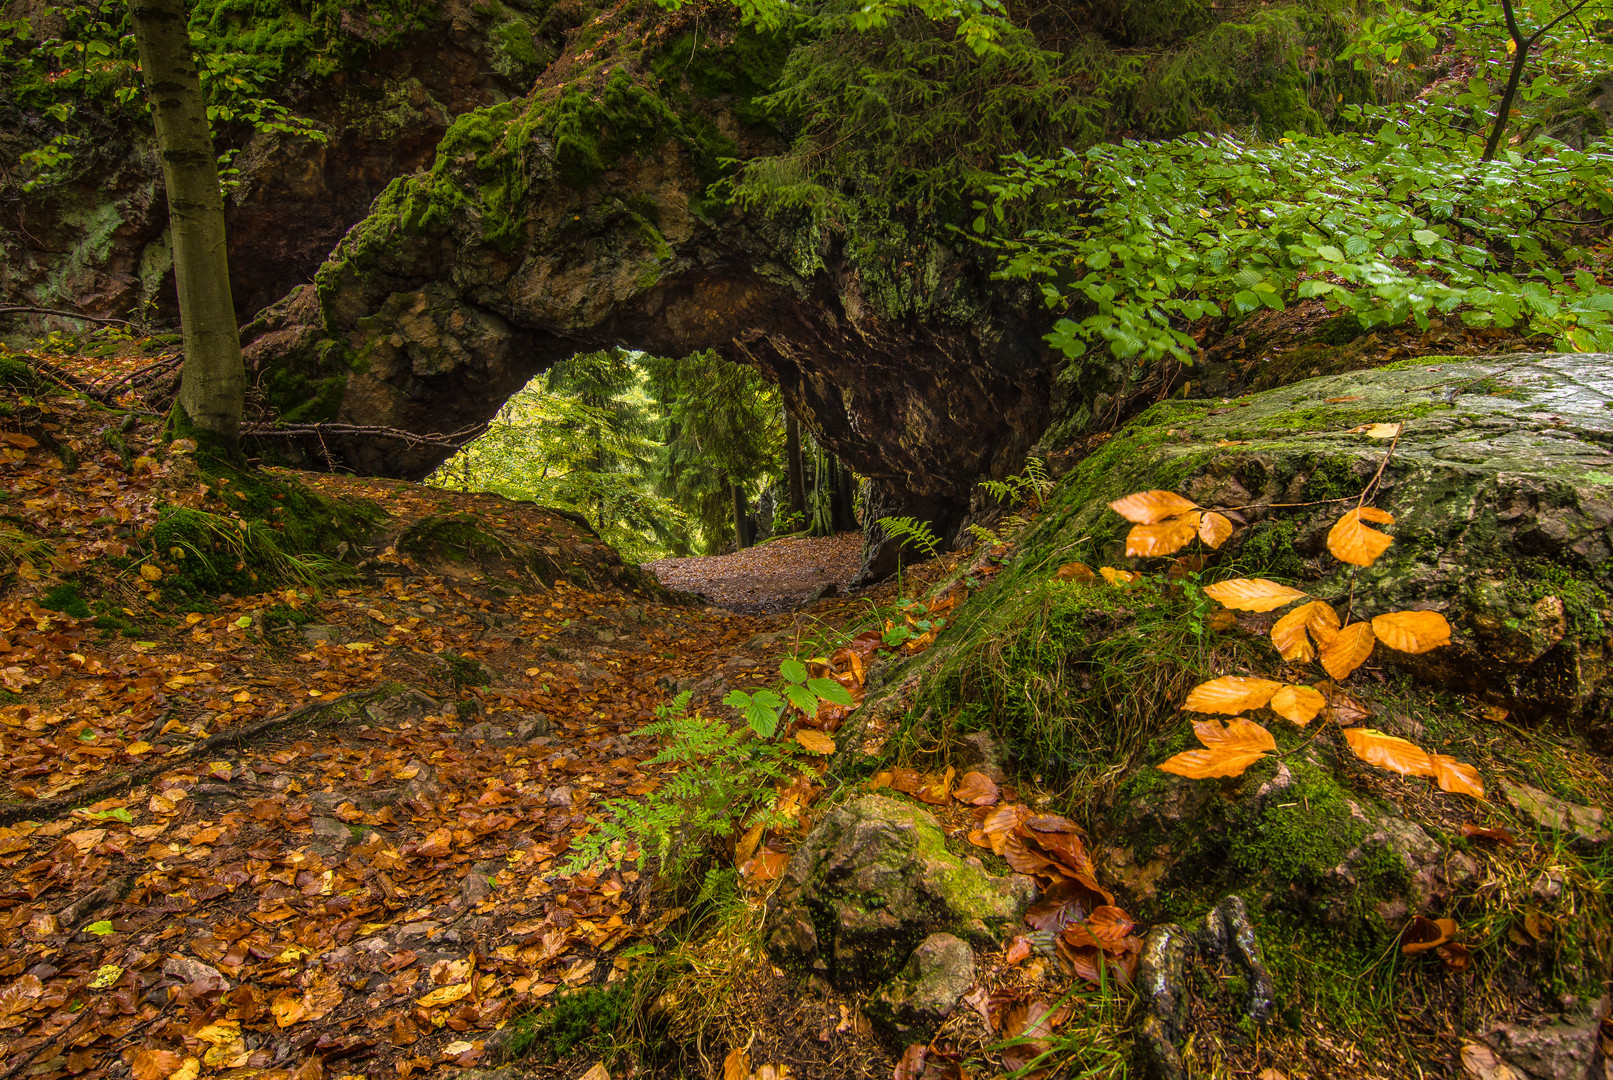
[242,113,1057,572]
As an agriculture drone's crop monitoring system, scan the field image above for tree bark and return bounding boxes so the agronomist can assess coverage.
[731,481,752,550]
[131,0,244,452]
[785,412,806,523]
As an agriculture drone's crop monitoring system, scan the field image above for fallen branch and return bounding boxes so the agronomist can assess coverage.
[0,304,132,327]
[242,420,489,449]
[0,687,385,826]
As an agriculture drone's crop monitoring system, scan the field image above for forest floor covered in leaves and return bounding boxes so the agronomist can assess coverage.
[645,534,865,614]
[0,345,978,1080]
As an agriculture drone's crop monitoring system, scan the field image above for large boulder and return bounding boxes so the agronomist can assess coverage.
[1023,352,1613,743]
[765,795,1033,989]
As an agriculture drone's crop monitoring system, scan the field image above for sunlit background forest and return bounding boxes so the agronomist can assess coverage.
[424,350,859,562]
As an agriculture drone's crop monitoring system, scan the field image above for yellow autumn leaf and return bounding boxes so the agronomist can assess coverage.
[270,989,306,1028]
[192,1022,240,1045]
[794,729,835,755]
[1158,748,1270,779]
[1270,600,1338,663]
[1370,610,1452,654]
[1269,684,1325,725]
[1125,512,1200,557]
[417,982,473,1008]
[124,741,153,755]
[1320,622,1376,680]
[1099,566,1139,586]
[1191,715,1277,754]
[1198,511,1235,549]
[1203,578,1309,612]
[1183,676,1284,714]
[168,1059,199,1080]
[1326,507,1395,567]
[1430,754,1484,799]
[1342,727,1434,777]
[139,564,163,582]
[1109,490,1198,524]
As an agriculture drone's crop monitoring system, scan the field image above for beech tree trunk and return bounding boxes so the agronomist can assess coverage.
[131,0,244,452]
[785,413,806,523]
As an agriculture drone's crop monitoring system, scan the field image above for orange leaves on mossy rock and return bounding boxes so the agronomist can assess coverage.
[1370,610,1452,654]
[1341,728,1484,799]
[1203,578,1309,612]
[1326,507,1395,567]
[1430,754,1485,799]
[1198,511,1235,549]
[1110,491,1238,557]
[1109,490,1197,524]
[1183,676,1284,714]
[1158,717,1275,779]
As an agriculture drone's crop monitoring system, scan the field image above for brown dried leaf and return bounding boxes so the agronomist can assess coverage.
[1401,916,1458,954]
[1458,823,1514,845]
[1320,622,1376,680]
[1109,490,1198,524]
[1326,508,1395,567]
[951,771,999,807]
[1192,716,1278,754]
[1203,578,1309,612]
[1183,676,1283,714]
[794,729,835,755]
[1370,610,1452,654]
[1053,561,1096,584]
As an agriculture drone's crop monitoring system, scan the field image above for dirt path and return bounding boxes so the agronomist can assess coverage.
[645,532,865,614]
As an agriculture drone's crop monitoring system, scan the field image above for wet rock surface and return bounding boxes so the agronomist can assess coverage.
[866,932,978,1044]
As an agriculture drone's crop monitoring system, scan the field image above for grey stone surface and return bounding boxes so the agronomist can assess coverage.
[867,932,977,1042]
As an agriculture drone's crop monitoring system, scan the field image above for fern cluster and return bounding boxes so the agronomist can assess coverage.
[564,692,794,883]
[877,515,943,560]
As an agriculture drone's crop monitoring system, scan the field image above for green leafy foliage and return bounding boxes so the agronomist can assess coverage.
[724,659,853,735]
[982,115,1613,372]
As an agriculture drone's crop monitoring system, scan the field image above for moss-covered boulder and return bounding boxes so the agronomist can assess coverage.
[1024,352,1613,742]
[765,795,1032,990]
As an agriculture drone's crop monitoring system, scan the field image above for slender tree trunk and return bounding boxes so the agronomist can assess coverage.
[131,0,244,453]
[785,412,806,523]
[831,460,857,532]
[731,481,751,550]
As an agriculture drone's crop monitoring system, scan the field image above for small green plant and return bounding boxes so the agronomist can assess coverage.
[565,692,798,883]
[877,515,943,561]
[722,658,853,736]
[979,456,1054,510]
[881,597,947,649]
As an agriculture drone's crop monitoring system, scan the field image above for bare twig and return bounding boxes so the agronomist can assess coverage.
[241,420,489,449]
[0,304,131,327]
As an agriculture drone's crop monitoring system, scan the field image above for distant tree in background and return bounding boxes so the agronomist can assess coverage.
[645,350,784,553]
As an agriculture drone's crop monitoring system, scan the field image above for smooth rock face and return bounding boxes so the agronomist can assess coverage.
[1032,354,1613,740]
[867,932,977,1042]
[765,795,1033,989]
